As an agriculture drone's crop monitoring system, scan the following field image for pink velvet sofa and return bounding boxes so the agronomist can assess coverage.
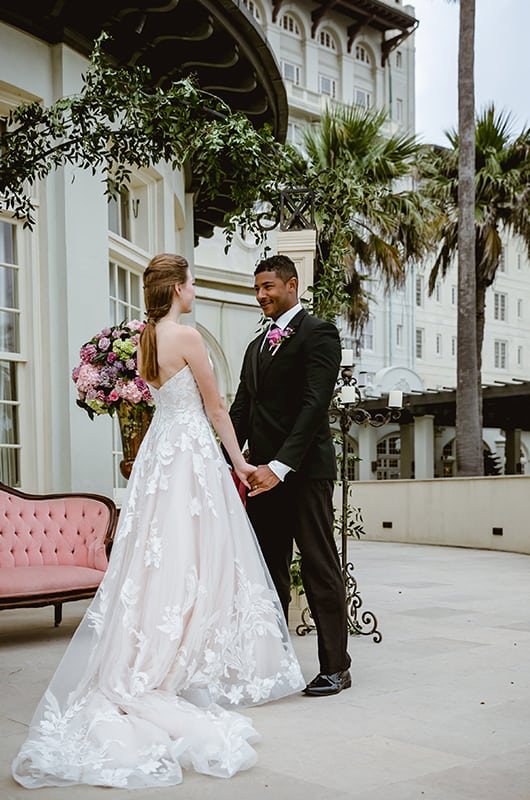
[0,482,117,626]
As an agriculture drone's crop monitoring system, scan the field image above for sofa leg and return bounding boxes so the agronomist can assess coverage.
[54,603,63,627]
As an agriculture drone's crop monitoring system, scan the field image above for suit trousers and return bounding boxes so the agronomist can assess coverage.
[246,475,351,675]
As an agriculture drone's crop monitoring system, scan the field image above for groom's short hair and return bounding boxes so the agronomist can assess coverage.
[254,255,298,284]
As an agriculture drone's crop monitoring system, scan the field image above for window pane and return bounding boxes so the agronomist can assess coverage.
[108,195,120,235]
[0,264,18,308]
[0,360,17,401]
[0,221,16,263]
[109,262,116,296]
[117,266,127,304]
[0,446,20,486]
[120,190,131,240]
[0,310,20,352]
[130,273,141,311]
[0,402,18,444]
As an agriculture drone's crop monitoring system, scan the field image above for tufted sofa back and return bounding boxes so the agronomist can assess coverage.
[0,485,116,572]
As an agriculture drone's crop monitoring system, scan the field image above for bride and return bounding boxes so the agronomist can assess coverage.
[12,253,305,789]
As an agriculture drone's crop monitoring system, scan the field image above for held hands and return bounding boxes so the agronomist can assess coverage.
[247,465,280,497]
[234,462,257,490]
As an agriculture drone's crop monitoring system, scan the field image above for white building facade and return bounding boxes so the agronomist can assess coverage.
[0,0,287,498]
[1,0,528,498]
[198,0,530,481]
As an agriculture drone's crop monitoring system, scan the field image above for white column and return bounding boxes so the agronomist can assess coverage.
[400,423,414,479]
[414,415,435,479]
[358,425,377,480]
[277,229,316,303]
[304,38,319,93]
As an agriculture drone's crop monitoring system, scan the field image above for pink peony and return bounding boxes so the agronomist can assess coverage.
[118,381,143,404]
[128,320,145,332]
[75,364,100,392]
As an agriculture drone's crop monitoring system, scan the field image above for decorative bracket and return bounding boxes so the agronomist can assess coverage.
[272,0,285,24]
[381,20,418,66]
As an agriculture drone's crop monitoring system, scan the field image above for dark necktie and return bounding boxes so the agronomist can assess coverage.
[259,323,277,367]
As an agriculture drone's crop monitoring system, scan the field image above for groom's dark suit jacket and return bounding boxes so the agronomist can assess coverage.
[230,309,341,479]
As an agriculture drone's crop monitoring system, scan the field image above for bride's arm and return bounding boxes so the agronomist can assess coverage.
[179,326,255,486]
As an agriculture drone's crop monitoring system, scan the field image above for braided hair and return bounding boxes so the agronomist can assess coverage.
[139,253,189,383]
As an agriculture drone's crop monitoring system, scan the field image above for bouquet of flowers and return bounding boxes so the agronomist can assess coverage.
[72,320,154,420]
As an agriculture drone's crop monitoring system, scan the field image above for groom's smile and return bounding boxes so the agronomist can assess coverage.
[254,270,298,320]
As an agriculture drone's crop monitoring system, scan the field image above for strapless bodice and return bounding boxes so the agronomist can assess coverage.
[148,365,204,416]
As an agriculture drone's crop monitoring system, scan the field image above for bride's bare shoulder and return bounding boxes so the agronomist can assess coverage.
[157,321,199,341]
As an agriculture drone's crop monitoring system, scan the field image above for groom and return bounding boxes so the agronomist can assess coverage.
[230,254,351,697]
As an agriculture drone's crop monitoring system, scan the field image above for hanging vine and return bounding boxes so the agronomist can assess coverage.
[0,33,290,245]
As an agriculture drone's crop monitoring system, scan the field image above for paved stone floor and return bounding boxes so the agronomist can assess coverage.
[2,541,530,800]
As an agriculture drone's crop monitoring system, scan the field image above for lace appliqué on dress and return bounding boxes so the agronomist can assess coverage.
[12,365,305,790]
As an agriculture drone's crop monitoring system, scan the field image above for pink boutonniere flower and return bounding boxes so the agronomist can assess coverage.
[266,325,295,355]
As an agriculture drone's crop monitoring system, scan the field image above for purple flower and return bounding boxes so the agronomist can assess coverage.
[99,365,119,387]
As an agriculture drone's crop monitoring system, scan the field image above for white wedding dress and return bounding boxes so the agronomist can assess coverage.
[12,365,305,789]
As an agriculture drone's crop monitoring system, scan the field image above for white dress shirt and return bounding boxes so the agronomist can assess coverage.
[266,303,302,481]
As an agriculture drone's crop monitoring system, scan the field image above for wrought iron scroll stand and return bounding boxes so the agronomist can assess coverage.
[296,363,402,643]
[266,185,401,643]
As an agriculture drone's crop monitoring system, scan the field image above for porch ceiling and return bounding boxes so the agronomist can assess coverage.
[0,0,287,240]
[361,380,530,431]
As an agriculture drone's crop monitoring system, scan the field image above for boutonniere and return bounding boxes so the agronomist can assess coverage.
[267,326,295,355]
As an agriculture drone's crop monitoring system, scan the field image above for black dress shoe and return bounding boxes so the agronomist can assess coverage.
[303,670,352,697]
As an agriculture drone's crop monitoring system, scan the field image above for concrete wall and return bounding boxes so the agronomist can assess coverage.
[344,475,530,555]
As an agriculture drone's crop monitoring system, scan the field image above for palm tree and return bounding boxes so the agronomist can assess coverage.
[420,103,530,470]
[454,0,481,476]
[297,104,432,330]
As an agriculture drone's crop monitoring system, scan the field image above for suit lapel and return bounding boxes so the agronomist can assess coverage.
[250,331,266,393]
[259,309,307,382]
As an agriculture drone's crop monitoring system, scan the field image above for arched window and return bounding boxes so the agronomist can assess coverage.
[242,0,262,24]
[355,44,371,65]
[319,30,337,50]
[442,439,508,477]
[376,434,400,480]
[280,13,301,36]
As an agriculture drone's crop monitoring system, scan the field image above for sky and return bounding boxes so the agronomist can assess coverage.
[411,0,530,146]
